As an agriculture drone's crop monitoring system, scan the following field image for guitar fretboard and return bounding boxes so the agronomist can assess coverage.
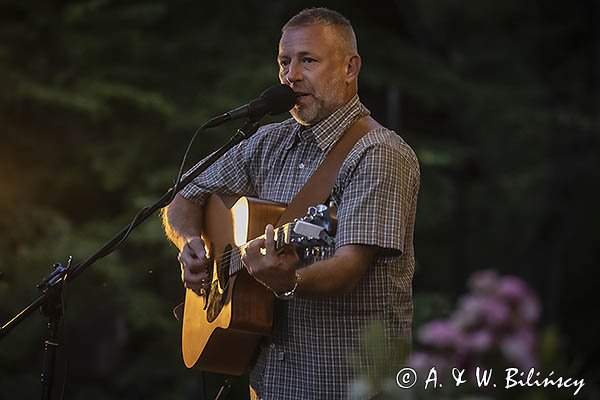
[224,223,294,276]
[222,222,334,277]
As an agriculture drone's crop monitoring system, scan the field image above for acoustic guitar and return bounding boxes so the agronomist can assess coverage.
[181,194,336,375]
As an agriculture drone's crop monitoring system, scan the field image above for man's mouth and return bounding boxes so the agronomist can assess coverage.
[291,92,312,109]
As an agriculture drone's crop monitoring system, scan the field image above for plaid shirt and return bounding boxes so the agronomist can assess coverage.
[180,95,420,399]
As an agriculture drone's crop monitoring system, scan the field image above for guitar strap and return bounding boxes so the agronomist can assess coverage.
[275,115,382,226]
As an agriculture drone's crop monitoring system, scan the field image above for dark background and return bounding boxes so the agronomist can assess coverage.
[1,0,598,399]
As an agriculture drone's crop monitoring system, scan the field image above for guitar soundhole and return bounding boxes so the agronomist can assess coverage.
[205,245,233,323]
[206,280,223,323]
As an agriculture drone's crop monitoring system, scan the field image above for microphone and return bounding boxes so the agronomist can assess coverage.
[205,84,298,128]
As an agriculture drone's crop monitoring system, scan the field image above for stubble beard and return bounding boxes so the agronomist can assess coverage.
[291,82,347,126]
[290,96,323,126]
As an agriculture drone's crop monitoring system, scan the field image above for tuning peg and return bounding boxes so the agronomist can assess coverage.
[315,204,327,215]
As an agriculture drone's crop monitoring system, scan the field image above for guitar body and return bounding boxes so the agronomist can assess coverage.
[181,194,286,375]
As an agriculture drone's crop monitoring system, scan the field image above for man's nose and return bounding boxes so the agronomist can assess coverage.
[284,60,302,84]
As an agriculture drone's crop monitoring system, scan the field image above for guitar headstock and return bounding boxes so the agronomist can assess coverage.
[292,204,335,245]
[280,204,336,266]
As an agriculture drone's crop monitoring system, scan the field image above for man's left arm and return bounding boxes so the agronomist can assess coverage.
[242,136,419,297]
[242,224,378,296]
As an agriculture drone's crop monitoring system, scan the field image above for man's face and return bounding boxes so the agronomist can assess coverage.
[278,24,352,126]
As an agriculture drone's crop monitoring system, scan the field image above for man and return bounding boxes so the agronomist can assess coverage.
[162,7,420,399]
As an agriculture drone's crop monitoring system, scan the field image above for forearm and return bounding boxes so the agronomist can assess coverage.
[294,244,378,298]
[242,227,379,298]
[161,194,204,250]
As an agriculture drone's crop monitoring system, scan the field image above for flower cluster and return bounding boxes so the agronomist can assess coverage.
[410,270,540,373]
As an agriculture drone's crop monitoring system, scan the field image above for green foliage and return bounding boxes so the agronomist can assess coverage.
[1,0,598,398]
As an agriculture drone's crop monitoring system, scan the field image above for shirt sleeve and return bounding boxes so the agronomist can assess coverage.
[178,135,258,205]
[334,137,420,254]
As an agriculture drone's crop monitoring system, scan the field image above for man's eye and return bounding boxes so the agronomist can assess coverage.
[279,60,290,67]
[302,58,316,63]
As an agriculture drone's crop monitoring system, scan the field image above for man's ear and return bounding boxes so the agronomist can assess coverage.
[346,55,361,82]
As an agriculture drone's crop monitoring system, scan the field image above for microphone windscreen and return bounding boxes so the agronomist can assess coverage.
[260,84,298,115]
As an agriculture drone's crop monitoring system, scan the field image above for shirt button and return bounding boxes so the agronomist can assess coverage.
[277,351,285,361]
[299,163,305,169]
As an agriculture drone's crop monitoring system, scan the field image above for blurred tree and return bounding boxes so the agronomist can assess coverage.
[1,0,598,398]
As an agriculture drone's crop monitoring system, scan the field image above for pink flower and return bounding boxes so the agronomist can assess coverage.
[500,329,537,369]
[496,275,541,324]
[408,352,430,371]
[411,269,541,374]
[468,270,499,293]
[453,295,486,328]
[519,293,541,324]
[497,276,529,302]
[482,297,511,327]
[418,320,463,349]
[468,329,494,352]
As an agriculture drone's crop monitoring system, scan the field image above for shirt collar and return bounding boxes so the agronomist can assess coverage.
[284,95,370,152]
[309,94,370,152]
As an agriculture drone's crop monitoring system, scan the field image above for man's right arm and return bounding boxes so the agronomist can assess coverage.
[162,193,204,249]
[162,193,210,292]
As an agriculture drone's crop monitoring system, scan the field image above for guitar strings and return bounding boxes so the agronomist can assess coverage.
[216,224,334,278]
[212,223,293,276]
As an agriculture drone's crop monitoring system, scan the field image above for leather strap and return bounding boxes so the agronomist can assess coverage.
[276,115,382,226]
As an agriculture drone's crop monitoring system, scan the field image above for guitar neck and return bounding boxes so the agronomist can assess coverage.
[226,223,294,276]
[225,222,333,277]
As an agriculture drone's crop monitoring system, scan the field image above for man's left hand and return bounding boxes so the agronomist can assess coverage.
[241,224,300,294]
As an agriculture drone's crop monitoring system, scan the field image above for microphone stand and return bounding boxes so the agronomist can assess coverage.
[0,117,263,400]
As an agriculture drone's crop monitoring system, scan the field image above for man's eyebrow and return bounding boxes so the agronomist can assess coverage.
[278,51,314,60]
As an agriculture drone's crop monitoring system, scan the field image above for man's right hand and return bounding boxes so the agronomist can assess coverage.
[178,236,210,293]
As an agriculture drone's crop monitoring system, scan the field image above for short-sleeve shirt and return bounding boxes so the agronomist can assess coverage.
[180,95,420,399]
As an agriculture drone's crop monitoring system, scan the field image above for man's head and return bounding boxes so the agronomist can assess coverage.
[278,8,361,126]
